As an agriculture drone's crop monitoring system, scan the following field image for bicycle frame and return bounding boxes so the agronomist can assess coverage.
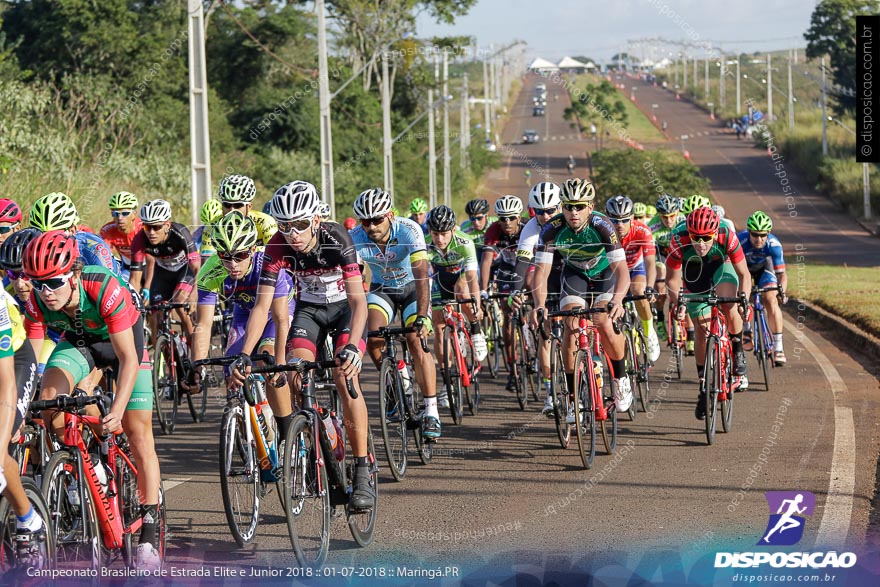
[751,287,779,358]
[574,315,611,422]
[438,303,476,388]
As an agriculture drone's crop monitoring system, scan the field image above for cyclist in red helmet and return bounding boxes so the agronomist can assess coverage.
[0,198,22,245]
[666,207,752,418]
[23,231,163,569]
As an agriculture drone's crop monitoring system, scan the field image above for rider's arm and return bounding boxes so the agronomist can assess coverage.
[595,216,629,306]
[0,303,17,452]
[270,294,290,367]
[23,295,47,362]
[238,284,275,360]
[645,252,657,289]
[665,238,684,309]
[105,327,140,425]
[722,230,751,297]
[192,302,214,362]
[479,248,494,292]
[411,257,431,318]
[344,274,368,345]
[128,232,147,292]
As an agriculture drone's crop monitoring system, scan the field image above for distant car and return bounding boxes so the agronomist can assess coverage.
[522,130,539,144]
[532,106,545,116]
[484,139,497,152]
[536,83,547,92]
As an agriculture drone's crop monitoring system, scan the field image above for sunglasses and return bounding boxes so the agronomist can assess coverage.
[278,219,313,235]
[0,224,19,234]
[143,224,165,232]
[32,272,73,293]
[749,232,769,238]
[610,217,632,224]
[218,250,251,263]
[222,202,246,210]
[111,210,133,218]
[499,216,518,223]
[689,233,715,243]
[469,215,486,222]
[5,270,27,281]
[533,208,557,216]
[360,216,387,227]
[563,204,589,212]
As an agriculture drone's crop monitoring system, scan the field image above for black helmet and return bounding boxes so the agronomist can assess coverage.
[0,228,41,272]
[427,205,457,232]
[464,199,489,216]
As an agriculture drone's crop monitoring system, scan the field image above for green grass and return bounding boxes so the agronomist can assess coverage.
[794,263,880,338]
[572,74,665,145]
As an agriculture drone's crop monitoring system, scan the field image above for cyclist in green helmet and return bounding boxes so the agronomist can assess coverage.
[409,198,429,233]
[194,199,223,261]
[100,191,142,280]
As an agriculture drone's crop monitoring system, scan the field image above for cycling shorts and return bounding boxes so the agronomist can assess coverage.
[368,282,418,326]
[287,300,366,355]
[751,269,778,289]
[431,271,464,303]
[684,262,740,320]
[152,265,195,304]
[629,261,646,279]
[9,344,38,441]
[559,267,616,308]
[45,315,153,411]
[490,264,519,295]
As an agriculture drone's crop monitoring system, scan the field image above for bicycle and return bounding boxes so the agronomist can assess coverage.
[248,355,378,568]
[432,298,481,425]
[191,355,284,546]
[147,301,206,435]
[0,472,56,572]
[620,294,653,417]
[34,391,166,569]
[544,306,619,469]
[368,325,433,481]
[678,287,747,445]
[750,285,783,391]
[539,309,573,449]
[506,298,540,410]
[665,304,688,379]
[482,289,506,378]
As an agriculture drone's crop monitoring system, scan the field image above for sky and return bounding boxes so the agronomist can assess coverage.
[416,0,816,63]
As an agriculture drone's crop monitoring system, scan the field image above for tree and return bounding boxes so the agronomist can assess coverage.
[564,80,628,150]
[805,0,876,115]
[591,149,710,205]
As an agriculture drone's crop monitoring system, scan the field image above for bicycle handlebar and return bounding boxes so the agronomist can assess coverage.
[431,297,478,309]
[144,301,191,313]
[366,326,430,353]
[546,304,621,334]
[30,393,107,417]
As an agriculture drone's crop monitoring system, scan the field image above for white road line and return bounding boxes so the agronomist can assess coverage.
[783,321,855,548]
[163,477,191,491]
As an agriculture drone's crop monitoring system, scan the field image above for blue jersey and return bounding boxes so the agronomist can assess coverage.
[736,230,786,274]
[75,231,122,274]
[350,218,428,288]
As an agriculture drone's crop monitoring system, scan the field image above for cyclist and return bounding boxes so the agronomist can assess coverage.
[230,181,374,511]
[189,212,295,420]
[99,191,143,280]
[605,196,661,363]
[672,193,713,354]
[666,206,752,418]
[531,178,633,414]
[23,231,161,569]
[0,198,22,245]
[647,193,685,341]
[479,195,526,391]
[460,199,498,249]
[713,205,736,234]
[216,175,277,246]
[510,182,563,415]
[193,198,223,262]
[29,192,120,274]
[350,189,440,439]
[408,198,429,233]
[738,211,788,366]
[426,205,486,385]
[633,202,649,222]
[343,217,357,231]
[129,199,200,342]
[318,201,332,221]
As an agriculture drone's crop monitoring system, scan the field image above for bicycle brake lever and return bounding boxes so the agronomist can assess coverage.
[346,378,358,400]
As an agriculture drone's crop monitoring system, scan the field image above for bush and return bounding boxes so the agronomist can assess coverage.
[591,148,711,206]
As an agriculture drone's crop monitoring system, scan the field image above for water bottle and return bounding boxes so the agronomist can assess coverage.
[67,482,81,507]
[253,377,275,445]
[321,408,339,453]
[397,360,413,397]
[593,356,603,389]
[331,413,345,462]
[90,453,108,493]
[458,330,468,356]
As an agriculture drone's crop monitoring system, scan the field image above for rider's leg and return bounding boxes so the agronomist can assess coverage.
[365,294,391,370]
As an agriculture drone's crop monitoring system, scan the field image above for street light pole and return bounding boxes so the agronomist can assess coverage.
[187,0,211,226]
[767,52,773,121]
[316,0,335,218]
[704,52,709,100]
[460,72,469,169]
[483,53,491,140]
[443,49,451,207]
[821,57,828,156]
[736,55,741,115]
[428,87,437,208]
[381,50,393,197]
[719,51,726,109]
[788,49,795,130]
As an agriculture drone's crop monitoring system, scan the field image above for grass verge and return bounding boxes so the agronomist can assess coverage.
[795,263,880,338]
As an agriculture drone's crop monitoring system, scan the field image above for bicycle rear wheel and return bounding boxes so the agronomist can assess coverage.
[219,404,260,546]
[462,335,480,416]
[378,359,407,481]
[669,312,684,379]
[549,340,570,449]
[597,351,618,455]
[523,325,541,402]
[442,327,464,425]
[573,351,596,469]
[283,414,330,568]
[0,477,56,571]
[41,450,104,569]
[116,451,139,568]
[622,327,638,421]
[704,338,719,445]
[755,315,772,391]
[152,334,178,435]
[721,344,735,433]
[483,310,499,378]
[635,327,651,412]
[512,327,527,410]
[347,429,378,547]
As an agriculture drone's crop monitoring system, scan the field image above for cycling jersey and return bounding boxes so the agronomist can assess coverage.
[666,225,745,291]
[100,218,143,268]
[460,216,498,248]
[75,231,121,274]
[511,216,562,295]
[647,213,684,259]
[536,212,625,278]
[0,288,24,357]
[260,222,361,305]
[618,220,656,269]
[24,266,141,340]
[482,220,524,270]
[426,230,479,276]
[407,215,429,235]
[198,251,294,321]
[130,222,199,273]
[350,218,428,288]
[736,230,786,275]
[193,225,217,258]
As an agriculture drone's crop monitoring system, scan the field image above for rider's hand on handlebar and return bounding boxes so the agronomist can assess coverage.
[675,302,687,322]
[229,353,252,386]
[644,286,658,303]
[779,290,789,305]
[529,306,544,331]
[102,408,125,434]
[508,291,525,311]
[414,315,433,338]
[607,300,625,321]
[336,343,363,379]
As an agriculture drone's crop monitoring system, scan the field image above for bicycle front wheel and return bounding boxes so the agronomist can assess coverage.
[219,404,260,546]
[755,315,772,391]
[512,327,527,410]
[442,327,464,425]
[283,414,330,568]
[549,340,570,449]
[721,343,735,434]
[347,429,378,547]
[0,477,56,572]
[573,351,596,469]
[597,351,618,455]
[378,359,407,481]
[704,338,719,445]
[152,334,178,435]
[623,328,638,421]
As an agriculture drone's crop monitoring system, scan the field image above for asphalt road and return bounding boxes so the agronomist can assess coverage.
[152,75,879,577]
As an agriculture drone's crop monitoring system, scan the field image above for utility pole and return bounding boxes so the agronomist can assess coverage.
[460,72,469,169]
[483,55,491,140]
[736,54,741,115]
[674,52,679,88]
[316,0,335,217]
[821,57,828,156]
[865,163,872,220]
[381,51,393,197]
[693,54,697,99]
[719,51,726,109]
[442,49,451,207]
[767,52,773,121]
[490,50,497,133]
[428,87,437,208]
[788,49,795,129]
[705,52,710,100]
[187,0,211,226]
[683,48,687,92]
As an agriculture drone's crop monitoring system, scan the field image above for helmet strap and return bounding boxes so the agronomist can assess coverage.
[62,275,78,312]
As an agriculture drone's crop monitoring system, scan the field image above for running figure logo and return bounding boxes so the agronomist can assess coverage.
[759,491,816,546]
